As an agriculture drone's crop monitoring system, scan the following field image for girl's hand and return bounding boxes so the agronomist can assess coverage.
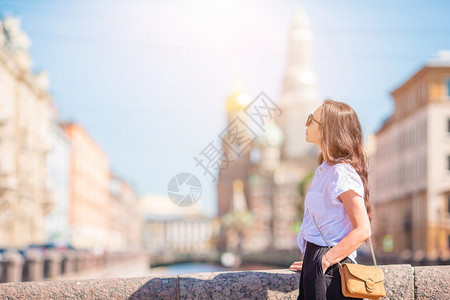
[321,255,331,274]
[289,261,303,272]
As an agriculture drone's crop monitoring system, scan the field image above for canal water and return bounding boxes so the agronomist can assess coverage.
[149,262,228,275]
[149,262,284,276]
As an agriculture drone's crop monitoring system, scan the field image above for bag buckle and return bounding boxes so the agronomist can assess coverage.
[365,278,375,292]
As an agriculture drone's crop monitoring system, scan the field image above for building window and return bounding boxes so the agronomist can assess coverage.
[448,155,450,171]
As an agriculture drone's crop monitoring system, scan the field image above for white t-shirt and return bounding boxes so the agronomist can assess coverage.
[297,160,365,262]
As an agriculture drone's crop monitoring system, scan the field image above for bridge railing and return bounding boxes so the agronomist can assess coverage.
[0,249,141,283]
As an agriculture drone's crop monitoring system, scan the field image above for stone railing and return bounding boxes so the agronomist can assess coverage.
[0,264,448,299]
[0,249,139,283]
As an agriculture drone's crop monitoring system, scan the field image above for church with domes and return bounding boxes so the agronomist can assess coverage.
[216,8,321,259]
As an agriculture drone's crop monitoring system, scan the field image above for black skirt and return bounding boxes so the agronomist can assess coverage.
[297,241,361,300]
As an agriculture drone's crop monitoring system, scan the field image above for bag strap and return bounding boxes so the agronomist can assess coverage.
[312,215,378,267]
[368,235,377,266]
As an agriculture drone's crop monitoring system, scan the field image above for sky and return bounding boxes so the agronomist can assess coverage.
[0,0,449,217]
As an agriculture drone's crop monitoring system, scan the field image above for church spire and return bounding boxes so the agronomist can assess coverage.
[276,8,320,160]
[282,7,317,100]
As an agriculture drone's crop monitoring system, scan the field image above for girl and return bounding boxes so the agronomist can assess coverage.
[289,99,372,300]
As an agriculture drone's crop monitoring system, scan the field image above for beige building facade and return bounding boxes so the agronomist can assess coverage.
[371,52,450,261]
[62,123,110,250]
[0,17,53,247]
[140,195,214,255]
[109,174,142,252]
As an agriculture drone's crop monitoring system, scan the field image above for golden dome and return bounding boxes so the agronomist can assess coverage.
[225,89,250,113]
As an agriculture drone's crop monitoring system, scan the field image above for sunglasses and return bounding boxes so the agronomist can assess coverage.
[306,114,321,126]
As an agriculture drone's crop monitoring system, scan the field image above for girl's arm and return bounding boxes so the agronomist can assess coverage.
[321,190,371,273]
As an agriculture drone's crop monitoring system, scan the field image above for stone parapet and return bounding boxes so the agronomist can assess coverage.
[414,265,449,300]
[0,264,448,299]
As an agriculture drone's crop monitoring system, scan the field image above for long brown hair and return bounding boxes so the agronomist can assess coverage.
[317,99,372,223]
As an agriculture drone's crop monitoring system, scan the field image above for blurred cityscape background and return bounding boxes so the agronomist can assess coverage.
[0,0,449,283]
